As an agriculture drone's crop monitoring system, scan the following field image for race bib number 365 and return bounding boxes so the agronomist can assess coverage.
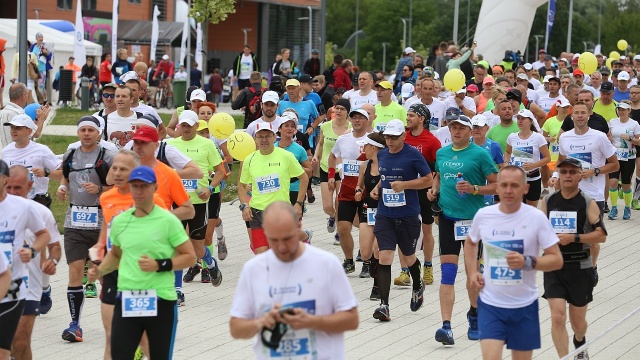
[122,290,158,317]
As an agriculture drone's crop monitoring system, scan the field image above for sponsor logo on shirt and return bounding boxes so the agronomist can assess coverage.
[443,160,463,169]
[492,229,516,237]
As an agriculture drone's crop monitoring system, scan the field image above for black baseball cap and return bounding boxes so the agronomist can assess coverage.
[506,89,522,103]
[0,160,9,177]
[601,82,614,93]
[445,107,461,120]
[600,66,611,75]
[556,158,582,169]
[298,74,313,83]
[351,72,360,83]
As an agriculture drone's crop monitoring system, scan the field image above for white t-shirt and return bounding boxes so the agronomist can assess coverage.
[239,54,254,79]
[529,77,542,90]
[345,90,378,109]
[403,95,420,111]
[558,128,617,201]
[332,132,367,179]
[443,95,477,114]
[123,140,192,170]
[342,89,355,100]
[0,194,46,303]
[174,71,187,80]
[526,89,540,105]
[106,111,138,148]
[2,141,62,198]
[0,247,8,276]
[230,246,358,360]
[245,117,285,137]
[469,203,559,309]
[423,98,447,132]
[483,111,501,128]
[531,61,545,71]
[435,126,452,146]
[131,103,162,124]
[608,118,640,160]
[25,201,61,301]
[506,132,547,181]
[537,94,566,113]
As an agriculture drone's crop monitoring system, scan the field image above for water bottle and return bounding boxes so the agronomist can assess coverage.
[456,173,466,198]
[195,187,205,196]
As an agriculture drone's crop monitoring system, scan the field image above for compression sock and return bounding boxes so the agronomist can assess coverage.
[408,258,422,290]
[443,320,451,329]
[215,221,224,238]
[469,305,478,317]
[609,188,619,208]
[174,270,183,292]
[202,247,218,270]
[624,189,633,207]
[42,274,50,289]
[635,178,640,199]
[67,286,84,323]
[378,264,391,306]
[573,334,586,348]
[424,261,432,267]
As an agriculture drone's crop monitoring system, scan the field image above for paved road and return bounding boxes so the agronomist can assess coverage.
[30,188,640,359]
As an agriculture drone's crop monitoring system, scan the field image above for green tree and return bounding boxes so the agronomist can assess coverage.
[189,0,236,57]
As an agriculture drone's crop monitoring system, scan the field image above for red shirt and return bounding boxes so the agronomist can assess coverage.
[333,67,352,91]
[99,60,112,82]
[404,129,440,168]
[154,60,175,78]
[338,152,367,202]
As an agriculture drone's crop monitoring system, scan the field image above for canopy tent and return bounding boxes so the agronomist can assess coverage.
[39,20,76,34]
[118,20,189,47]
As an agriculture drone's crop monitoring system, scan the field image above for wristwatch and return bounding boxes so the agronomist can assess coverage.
[296,201,304,207]
[44,168,50,177]
[29,247,37,259]
[239,203,249,211]
[594,168,601,176]
[473,185,480,195]
[574,233,581,243]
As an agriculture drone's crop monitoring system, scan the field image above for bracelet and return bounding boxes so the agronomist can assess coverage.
[156,258,173,272]
[327,168,336,179]
[523,255,537,271]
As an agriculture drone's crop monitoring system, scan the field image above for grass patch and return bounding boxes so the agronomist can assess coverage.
[50,108,94,125]
[37,135,77,154]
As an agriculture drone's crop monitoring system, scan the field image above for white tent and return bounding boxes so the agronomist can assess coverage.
[0,19,103,102]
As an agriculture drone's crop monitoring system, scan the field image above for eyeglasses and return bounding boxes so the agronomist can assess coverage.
[256,135,273,140]
[559,169,581,175]
[383,134,402,140]
[102,93,115,99]
[403,69,411,72]
[334,106,347,111]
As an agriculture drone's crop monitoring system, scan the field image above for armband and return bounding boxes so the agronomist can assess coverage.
[327,168,336,179]
[156,258,173,272]
[592,218,608,236]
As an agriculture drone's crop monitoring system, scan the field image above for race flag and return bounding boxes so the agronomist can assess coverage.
[544,0,555,51]
[180,17,189,66]
[195,23,203,70]
[150,5,161,63]
[112,0,119,79]
[73,0,86,70]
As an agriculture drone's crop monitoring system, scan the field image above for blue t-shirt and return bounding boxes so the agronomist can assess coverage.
[613,88,630,102]
[479,139,505,168]
[435,142,497,220]
[275,141,308,192]
[376,145,431,218]
[277,100,319,147]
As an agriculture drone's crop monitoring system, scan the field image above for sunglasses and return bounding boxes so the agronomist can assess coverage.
[559,169,581,175]
[383,134,402,140]
[102,93,115,99]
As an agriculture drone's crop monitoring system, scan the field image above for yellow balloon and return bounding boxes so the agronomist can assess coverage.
[618,39,628,51]
[227,131,256,161]
[207,112,236,140]
[578,52,597,75]
[606,57,614,69]
[609,51,620,60]
[443,69,466,92]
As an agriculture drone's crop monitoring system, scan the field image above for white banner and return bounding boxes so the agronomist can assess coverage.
[180,17,189,66]
[195,23,203,70]
[111,0,119,81]
[150,5,161,63]
[73,0,86,70]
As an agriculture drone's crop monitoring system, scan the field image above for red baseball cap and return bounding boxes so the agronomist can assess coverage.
[573,69,584,76]
[132,126,158,143]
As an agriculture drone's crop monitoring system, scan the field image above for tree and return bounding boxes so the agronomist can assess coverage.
[189,0,236,67]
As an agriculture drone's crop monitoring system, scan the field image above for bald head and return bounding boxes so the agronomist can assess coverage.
[9,83,28,104]
[7,165,32,198]
[263,201,298,228]
[361,103,376,123]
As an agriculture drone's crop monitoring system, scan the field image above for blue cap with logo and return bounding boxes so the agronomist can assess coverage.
[128,166,157,184]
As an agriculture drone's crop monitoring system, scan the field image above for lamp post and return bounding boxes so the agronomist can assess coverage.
[382,42,389,73]
[534,35,543,62]
[401,18,410,49]
[567,0,574,52]
[408,0,413,47]
[241,28,252,46]
[453,0,460,44]
[298,6,313,58]
[355,0,360,65]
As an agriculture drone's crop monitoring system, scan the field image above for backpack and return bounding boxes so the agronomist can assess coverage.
[101,111,145,141]
[247,87,266,121]
[62,147,110,186]
[156,141,171,166]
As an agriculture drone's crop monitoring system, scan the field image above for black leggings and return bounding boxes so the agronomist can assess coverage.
[111,298,178,360]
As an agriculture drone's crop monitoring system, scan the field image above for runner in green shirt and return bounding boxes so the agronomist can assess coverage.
[373,81,407,132]
[487,100,519,153]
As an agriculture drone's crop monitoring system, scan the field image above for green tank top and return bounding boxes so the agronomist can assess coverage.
[320,121,351,172]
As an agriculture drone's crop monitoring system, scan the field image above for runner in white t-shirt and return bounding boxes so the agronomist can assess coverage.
[344,72,379,109]
[246,91,284,137]
[443,89,477,118]
[418,79,447,131]
[105,86,138,148]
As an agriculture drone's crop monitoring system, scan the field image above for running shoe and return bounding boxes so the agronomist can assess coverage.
[327,217,336,233]
[356,250,363,262]
[369,286,380,301]
[359,262,371,278]
[574,349,590,359]
[84,283,97,298]
[373,304,391,322]
[333,233,340,245]
[632,199,640,210]
[306,188,316,203]
[623,207,631,220]
[467,311,479,340]
[311,176,321,186]
[40,285,53,315]
[423,265,434,285]
[200,268,211,283]
[82,263,88,285]
[62,321,83,342]
[593,267,599,288]
[217,237,228,261]
[303,229,313,244]
[435,325,455,345]
[393,270,411,286]
[177,291,185,306]
[210,266,223,287]
[343,260,355,274]
[410,280,424,312]
[134,347,145,360]
[608,206,618,220]
[603,203,610,213]
[183,264,201,282]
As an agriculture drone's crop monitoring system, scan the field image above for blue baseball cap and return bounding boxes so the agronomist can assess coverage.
[445,107,462,120]
[128,166,156,184]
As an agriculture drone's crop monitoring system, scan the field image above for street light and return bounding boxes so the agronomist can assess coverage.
[382,42,389,73]
[298,6,313,58]
[534,35,543,62]
[241,28,252,46]
[401,18,410,49]
[33,9,43,19]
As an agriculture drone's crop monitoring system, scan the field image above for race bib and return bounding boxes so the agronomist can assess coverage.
[269,332,312,359]
[454,220,472,241]
[382,188,406,207]
[23,275,29,289]
[511,156,530,168]
[375,122,388,132]
[486,240,523,285]
[551,144,560,154]
[343,160,362,177]
[256,174,281,194]
[122,290,158,317]
[549,211,577,233]
[616,147,629,161]
[182,179,199,192]
[511,146,533,168]
[70,206,99,228]
[367,208,377,225]
[0,231,15,265]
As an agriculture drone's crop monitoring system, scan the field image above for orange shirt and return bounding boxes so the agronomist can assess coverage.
[545,103,573,120]
[64,63,82,82]
[152,160,190,209]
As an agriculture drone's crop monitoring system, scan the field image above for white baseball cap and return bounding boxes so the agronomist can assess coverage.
[3,114,37,133]
[618,71,631,81]
[119,71,139,83]
[634,55,640,61]
[178,110,198,126]
[543,75,553,83]
[556,97,571,108]
[401,83,414,98]
[516,73,529,81]
[517,109,535,120]
[404,47,416,54]
[190,89,206,101]
[280,111,299,127]
[471,114,488,127]
[256,122,277,134]
[523,63,533,70]
[162,54,169,60]
[382,119,406,136]
[349,108,369,120]
[262,90,280,104]
[616,101,632,110]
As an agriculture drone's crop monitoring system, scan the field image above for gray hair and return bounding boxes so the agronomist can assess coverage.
[116,148,141,167]
[9,83,27,101]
